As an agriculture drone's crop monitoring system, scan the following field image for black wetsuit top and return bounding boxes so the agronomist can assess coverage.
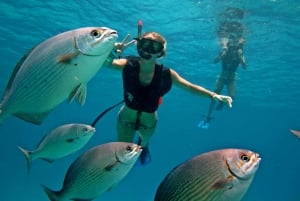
[122,56,172,113]
[222,45,241,72]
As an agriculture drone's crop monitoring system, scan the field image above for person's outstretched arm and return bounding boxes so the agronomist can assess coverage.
[170,69,232,108]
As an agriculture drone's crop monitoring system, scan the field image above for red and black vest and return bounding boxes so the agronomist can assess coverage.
[123,56,172,113]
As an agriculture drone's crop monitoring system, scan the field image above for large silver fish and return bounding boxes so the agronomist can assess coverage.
[42,142,142,201]
[18,123,95,173]
[0,27,118,125]
[155,148,261,201]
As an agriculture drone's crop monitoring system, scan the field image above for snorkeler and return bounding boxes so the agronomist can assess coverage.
[199,8,247,129]
[104,20,232,164]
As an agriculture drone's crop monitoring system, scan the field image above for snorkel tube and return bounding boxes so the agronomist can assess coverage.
[136,20,152,60]
[138,20,143,39]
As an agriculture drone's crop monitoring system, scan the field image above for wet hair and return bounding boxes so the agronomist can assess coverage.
[141,32,167,57]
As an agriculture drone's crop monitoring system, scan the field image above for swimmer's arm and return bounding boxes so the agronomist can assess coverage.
[104,57,127,71]
[170,69,232,107]
[170,69,215,98]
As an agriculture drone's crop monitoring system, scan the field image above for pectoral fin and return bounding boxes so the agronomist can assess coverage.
[211,175,234,190]
[56,52,80,63]
[66,138,76,143]
[68,84,87,105]
[104,161,120,171]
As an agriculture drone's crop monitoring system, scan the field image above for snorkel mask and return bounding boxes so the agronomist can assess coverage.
[135,20,164,60]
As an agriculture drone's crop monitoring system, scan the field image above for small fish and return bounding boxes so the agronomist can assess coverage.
[0,27,118,125]
[290,129,300,138]
[42,142,142,201]
[154,148,261,201]
[18,123,95,173]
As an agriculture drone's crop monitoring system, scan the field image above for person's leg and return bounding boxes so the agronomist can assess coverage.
[136,127,156,164]
[213,79,225,111]
[228,79,236,100]
[205,78,224,119]
[216,79,235,111]
[216,78,235,111]
[116,106,137,143]
[138,128,156,147]
[117,116,136,143]
[136,113,158,165]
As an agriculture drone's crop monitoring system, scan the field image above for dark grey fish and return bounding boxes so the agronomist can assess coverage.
[42,142,142,201]
[155,148,261,201]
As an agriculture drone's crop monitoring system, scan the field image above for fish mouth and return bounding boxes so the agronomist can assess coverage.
[133,145,142,152]
[90,127,96,133]
[254,153,261,167]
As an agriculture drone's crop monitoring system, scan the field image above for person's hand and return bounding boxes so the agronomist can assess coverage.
[114,34,136,57]
[212,94,233,108]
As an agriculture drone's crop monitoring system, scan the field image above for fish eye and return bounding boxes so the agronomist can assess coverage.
[240,154,250,162]
[83,127,88,132]
[126,146,133,152]
[90,30,102,38]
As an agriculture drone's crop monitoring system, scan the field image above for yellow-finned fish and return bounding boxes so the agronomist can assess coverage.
[18,123,95,174]
[42,142,142,201]
[155,148,261,201]
[0,27,117,125]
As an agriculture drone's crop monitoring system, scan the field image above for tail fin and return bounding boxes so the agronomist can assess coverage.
[17,146,32,174]
[41,185,60,201]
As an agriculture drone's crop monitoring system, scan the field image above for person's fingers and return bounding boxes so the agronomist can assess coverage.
[120,34,131,45]
[124,40,136,47]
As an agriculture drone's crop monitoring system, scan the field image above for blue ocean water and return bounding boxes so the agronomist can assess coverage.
[0,0,299,200]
